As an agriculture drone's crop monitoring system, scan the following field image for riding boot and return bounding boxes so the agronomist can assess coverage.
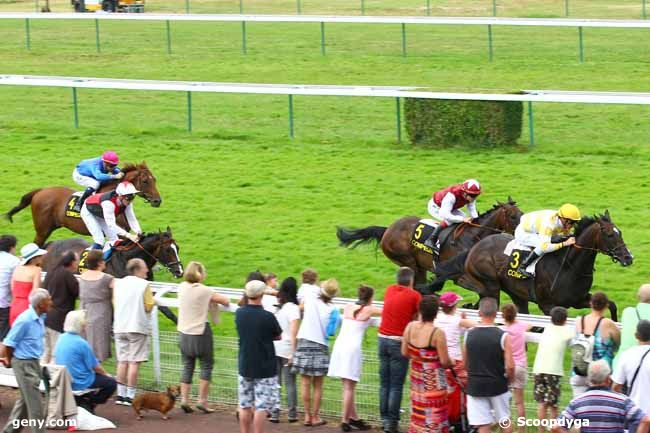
[429,224,444,253]
[73,187,95,212]
[517,251,540,280]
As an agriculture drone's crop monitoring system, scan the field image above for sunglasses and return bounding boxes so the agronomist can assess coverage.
[123,194,135,201]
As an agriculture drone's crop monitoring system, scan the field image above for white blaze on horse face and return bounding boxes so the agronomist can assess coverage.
[171,243,182,274]
[613,227,620,236]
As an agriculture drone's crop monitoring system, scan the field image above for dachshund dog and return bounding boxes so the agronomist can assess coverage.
[132,385,180,420]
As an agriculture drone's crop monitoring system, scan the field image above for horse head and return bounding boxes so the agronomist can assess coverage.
[575,210,633,267]
[139,227,184,277]
[122,162,162,208]
[477,197,523,234]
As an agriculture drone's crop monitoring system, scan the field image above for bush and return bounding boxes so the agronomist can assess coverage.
[404,98,523,148]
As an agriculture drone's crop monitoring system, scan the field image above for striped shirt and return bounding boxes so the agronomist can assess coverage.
[558,386,645,433]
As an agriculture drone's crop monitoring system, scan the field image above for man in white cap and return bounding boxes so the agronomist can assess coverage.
[236,280,282,433]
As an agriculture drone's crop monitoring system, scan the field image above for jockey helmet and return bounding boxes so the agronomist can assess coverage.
[115,181,139,196]
[461,179,481,196]
[101,151,119,165]
[558,203,581,221]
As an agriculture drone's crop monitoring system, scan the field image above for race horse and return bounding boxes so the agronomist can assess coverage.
[43,228,183,323]
[3,162,162,246]
[336,198,522,289]
[442,211,632,321]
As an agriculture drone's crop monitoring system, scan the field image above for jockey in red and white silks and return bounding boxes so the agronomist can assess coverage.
[80,181,142,251]
[427,179,481,252]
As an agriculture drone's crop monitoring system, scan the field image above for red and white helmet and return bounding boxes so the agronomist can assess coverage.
[461,179,481,196]
[101,151,119,166]
[115,181,139,196]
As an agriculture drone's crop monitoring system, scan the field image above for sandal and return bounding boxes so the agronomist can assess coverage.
[349,419,372,430]
[312,420,327,427]
[180,403,194,414]
[195,404,214,414]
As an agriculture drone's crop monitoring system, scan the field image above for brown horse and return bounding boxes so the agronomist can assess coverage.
[3,162,161,246]
[336,198,522,290]
[450,211,633,321]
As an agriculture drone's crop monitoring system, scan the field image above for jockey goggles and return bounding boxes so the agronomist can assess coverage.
[122,194,135,202]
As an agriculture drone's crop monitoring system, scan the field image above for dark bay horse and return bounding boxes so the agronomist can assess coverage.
[44,228,183,323]
[3,162,162,246]
[336,198,522,289]
[451,211,632,321]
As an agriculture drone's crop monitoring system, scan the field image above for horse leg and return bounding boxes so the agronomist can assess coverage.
[34,225,55,247]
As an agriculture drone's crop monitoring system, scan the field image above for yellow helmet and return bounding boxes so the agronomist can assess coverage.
[558,203,581,221]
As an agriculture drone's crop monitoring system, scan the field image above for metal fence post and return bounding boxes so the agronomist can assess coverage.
[239,0,243,13]
[25,18,31,50]
[151,306,161,387]
[185,0,189,13]
[527,101,535,147]
[288,95,294,139]
[487,24,493,62]
[492,0,496,16]
[565,0,569,16]
[578,26,584,63]
[361,0,365,15]
[643,0,647,19]
[396,97,402,143]
[296,0,301,14]
[95,19,101,53]
[320,22,326,56]
[401,23,406,57]
[241,21,247,54]
[166,20,172,54]
[426,0,430,16]
[187,91,192,132]
[72,87,79,129]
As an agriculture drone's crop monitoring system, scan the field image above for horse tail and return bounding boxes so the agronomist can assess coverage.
[434,250,470,282]
[336,225,387,249]
[3,189,43,223]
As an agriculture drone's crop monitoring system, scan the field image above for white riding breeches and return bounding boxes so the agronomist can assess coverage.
[80,205,119,246]
[427,198,466,224]
[72,169,100,191]
[514,225,548,256]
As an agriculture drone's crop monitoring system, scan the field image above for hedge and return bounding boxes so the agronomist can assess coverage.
[404,98,523,148]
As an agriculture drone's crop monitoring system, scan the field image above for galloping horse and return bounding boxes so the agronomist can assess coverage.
[44,228,183,323]
[448,211,632,321]
[336,198,522,289]
[3,162,162,246]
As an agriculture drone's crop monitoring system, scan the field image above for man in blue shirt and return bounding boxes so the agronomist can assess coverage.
[54,310,116,413]
[71,151,124,212]
[1,289,52,433]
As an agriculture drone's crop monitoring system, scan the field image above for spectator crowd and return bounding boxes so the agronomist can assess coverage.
[1,233,650,433]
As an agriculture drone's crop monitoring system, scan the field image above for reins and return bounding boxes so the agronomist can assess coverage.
[131,239,180,275]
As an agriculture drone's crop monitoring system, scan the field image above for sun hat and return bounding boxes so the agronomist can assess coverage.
[439,292,463,307]
[20,243,47,265]
[320,278,340,299]
[244,280,266,299]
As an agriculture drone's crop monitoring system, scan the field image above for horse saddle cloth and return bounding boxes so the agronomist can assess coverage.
[65,192,84,219]
[503,239,541,279]
[411,219,455,256]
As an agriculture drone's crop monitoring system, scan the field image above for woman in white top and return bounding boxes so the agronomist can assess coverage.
[433,292,475,426]
[270,277,301,423]
[291,278,341,427]
[177,261,230,414]
[328,285,381,432]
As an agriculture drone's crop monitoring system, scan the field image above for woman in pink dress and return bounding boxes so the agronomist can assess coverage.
[9,243,47,326]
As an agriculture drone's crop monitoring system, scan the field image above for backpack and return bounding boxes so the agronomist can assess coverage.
[570,316,604,376]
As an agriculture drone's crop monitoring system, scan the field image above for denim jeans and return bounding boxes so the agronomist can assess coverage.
[378,337,409,431]
[271,357,297,420]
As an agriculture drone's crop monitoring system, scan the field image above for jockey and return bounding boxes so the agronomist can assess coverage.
[514,203,581,283]
[427,179,481,251]
[71,151,125,212]
[80,181,142,254]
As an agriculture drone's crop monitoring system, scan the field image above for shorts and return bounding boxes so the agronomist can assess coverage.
[238,376,278,412]
[534,373,561,406]
[467,391,511,427]
[115,332,149,363]
[510,365,528,390]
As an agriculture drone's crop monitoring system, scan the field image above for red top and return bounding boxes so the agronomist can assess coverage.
[9,279,33,326]
[433,184,470,210]
[86,191,125,217]
[378,284,422,337]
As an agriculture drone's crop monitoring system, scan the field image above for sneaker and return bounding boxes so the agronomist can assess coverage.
[122,397,133,406]
[114,396,125,405]
[349,419,372,431]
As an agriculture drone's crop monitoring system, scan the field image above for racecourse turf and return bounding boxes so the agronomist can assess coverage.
[1,7,649,315]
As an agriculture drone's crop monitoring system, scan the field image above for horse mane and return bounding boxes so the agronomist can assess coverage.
[121,161,150,174]
[478,197,517,219]
[575,213,610,236]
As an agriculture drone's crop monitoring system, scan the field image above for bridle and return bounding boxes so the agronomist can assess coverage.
[132,237,182,275]
[125,170,158,204]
